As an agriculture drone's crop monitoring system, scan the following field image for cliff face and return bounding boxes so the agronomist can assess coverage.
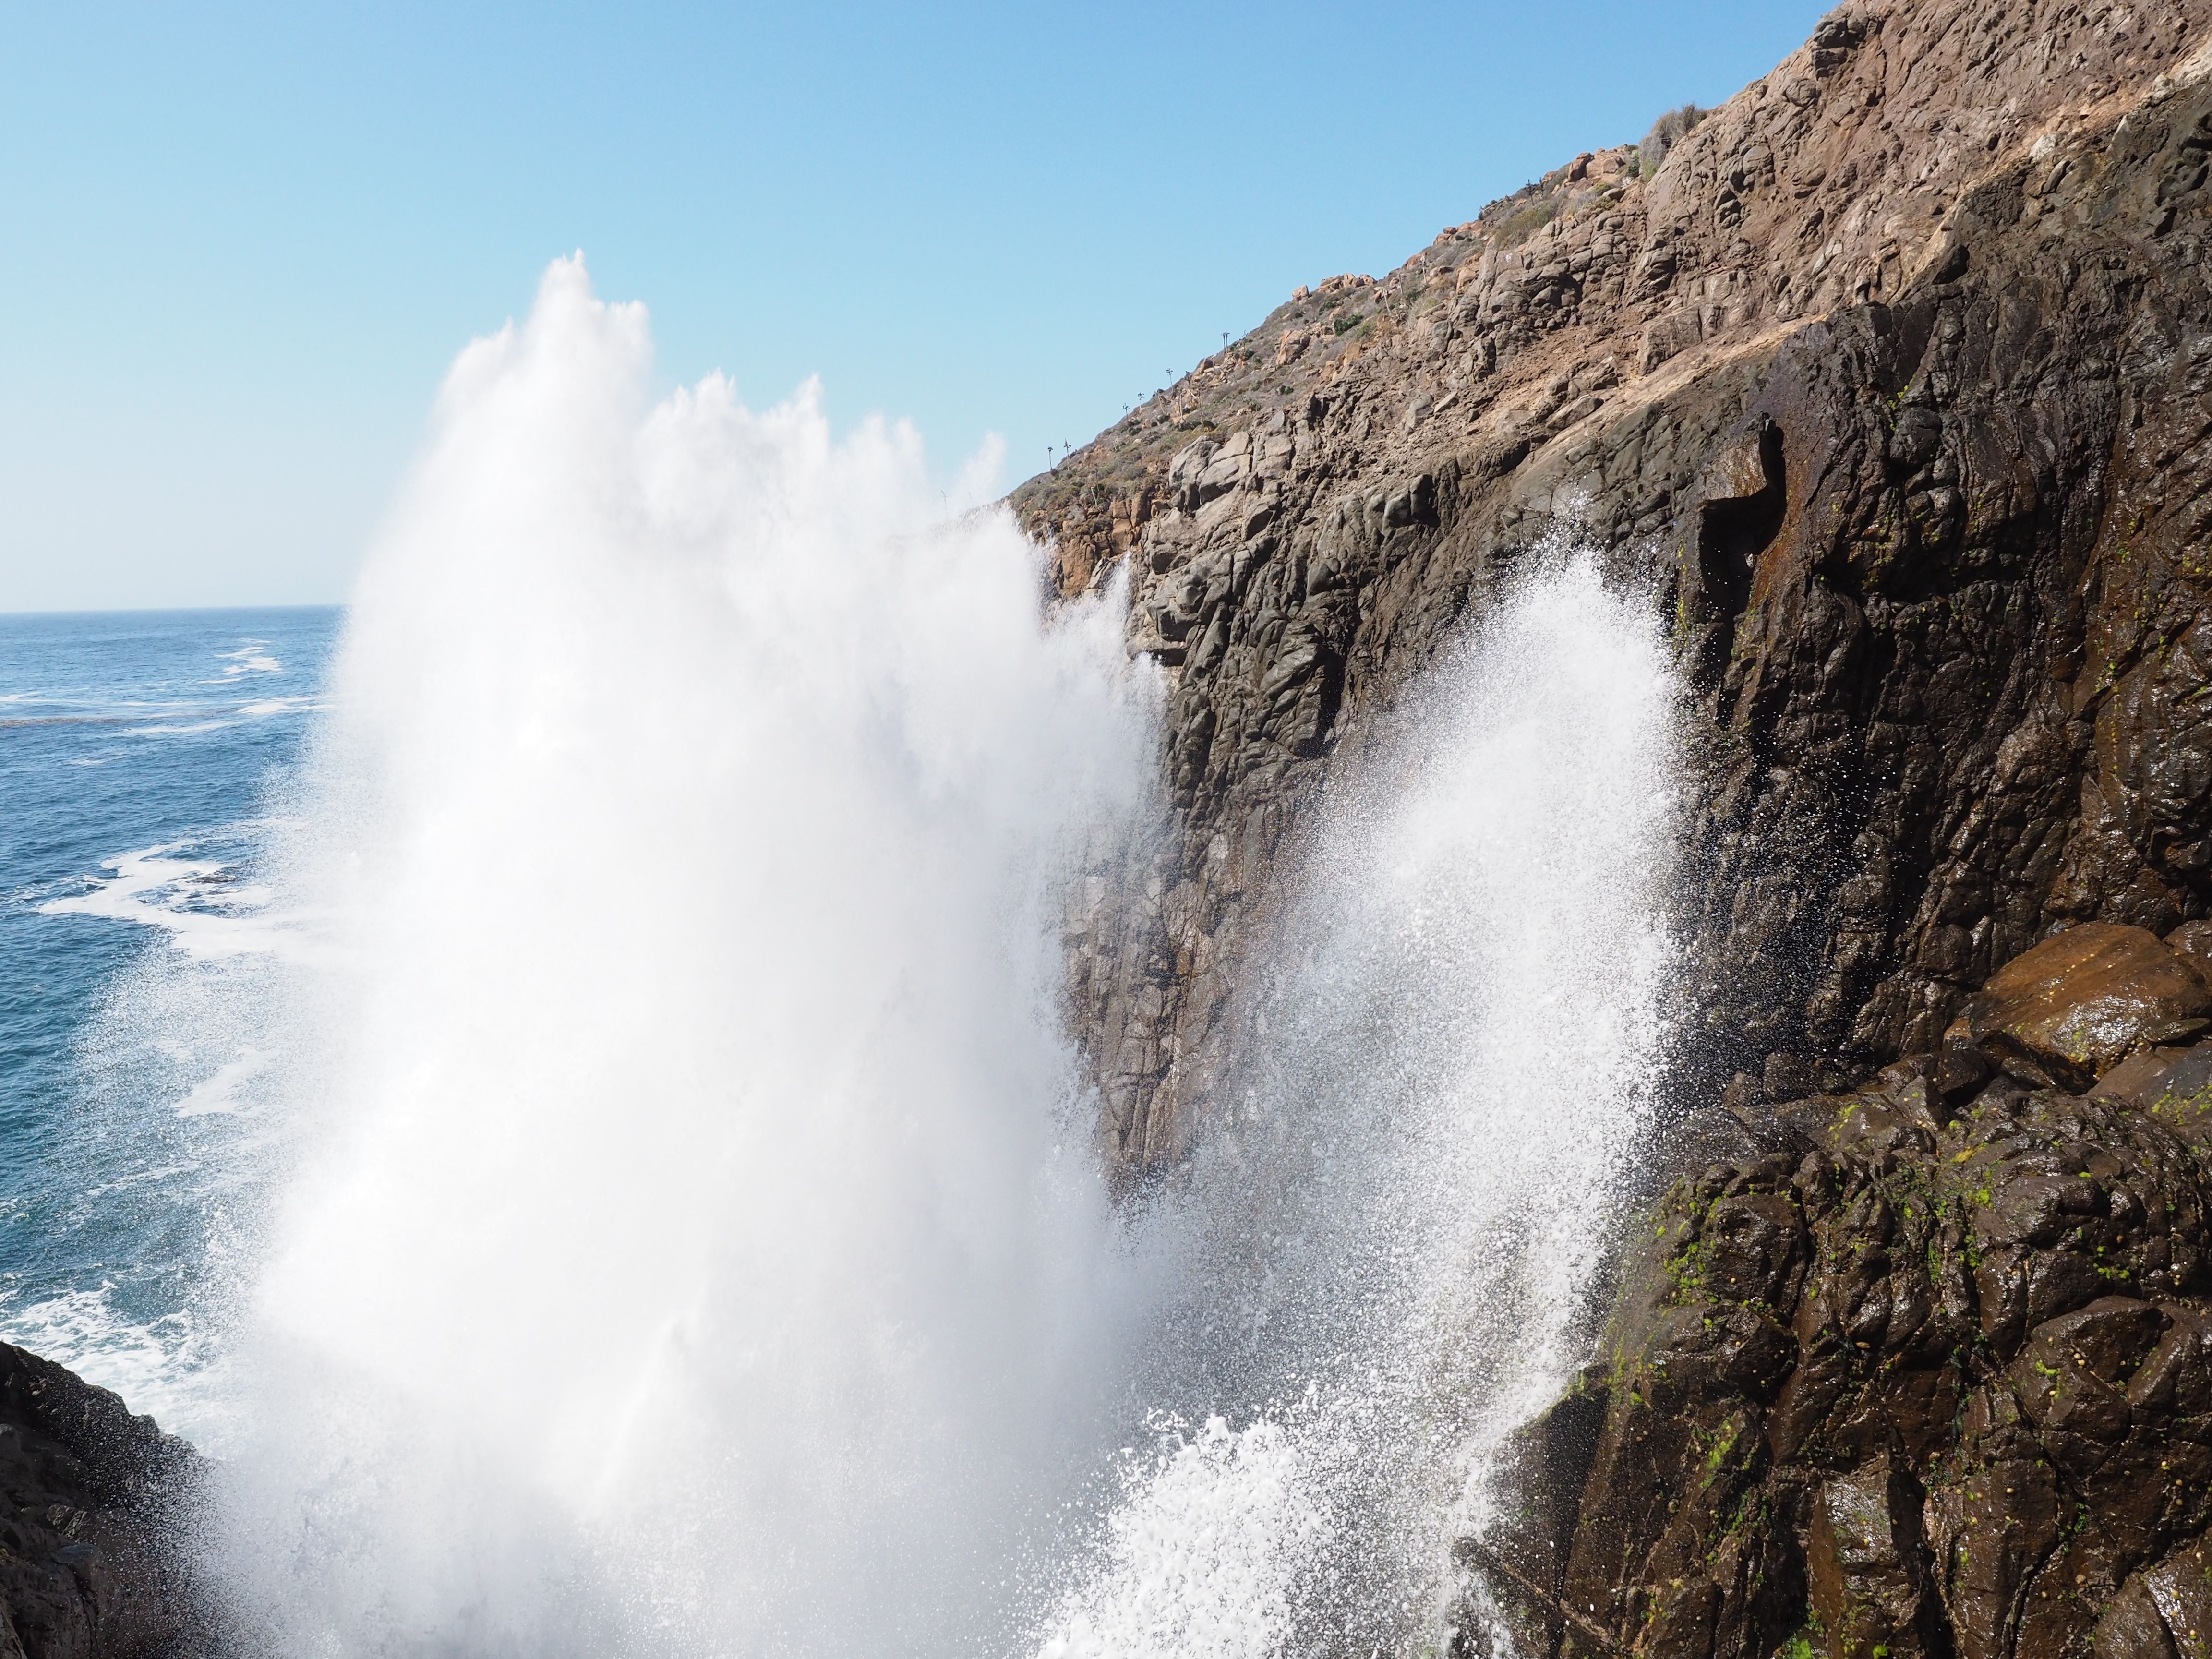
[1019,2,2212,1652]
[1473,922,2212,1659]
[1016,0,2212,1173]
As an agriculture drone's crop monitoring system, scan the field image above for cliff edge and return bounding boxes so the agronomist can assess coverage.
[1017,0,2212,1177]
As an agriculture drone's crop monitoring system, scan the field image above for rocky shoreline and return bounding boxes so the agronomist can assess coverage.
[0,1346,201,1658]
[17,0,2212,1654]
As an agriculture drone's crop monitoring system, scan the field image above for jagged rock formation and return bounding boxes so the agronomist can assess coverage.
[1476,922,2212,1659]
[0,1345,203,1658]
[1018,0,2212,1174]
[1019,2,2212,1652]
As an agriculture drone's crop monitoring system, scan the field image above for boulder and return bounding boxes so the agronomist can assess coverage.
[2093,1045,2212,1146]
[1948,924,2211,1092]
[2168,921,2212,985]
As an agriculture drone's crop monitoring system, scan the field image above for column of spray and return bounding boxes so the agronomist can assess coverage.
[1039,552,1682,1659]
[206,258,1169,1659]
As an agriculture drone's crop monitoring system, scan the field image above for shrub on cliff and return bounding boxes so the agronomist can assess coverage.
[1637,103,1705,177]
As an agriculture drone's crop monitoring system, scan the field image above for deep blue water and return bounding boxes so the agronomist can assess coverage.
[0,606,339,1432]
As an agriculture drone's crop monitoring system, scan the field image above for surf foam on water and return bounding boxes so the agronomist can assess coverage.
[215,643,282,679]
[38,840,289,958]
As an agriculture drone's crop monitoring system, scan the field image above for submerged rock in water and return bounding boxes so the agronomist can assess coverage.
[0,1345,204,1659]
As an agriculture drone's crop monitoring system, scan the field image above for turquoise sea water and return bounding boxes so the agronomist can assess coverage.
[0,606,339,1434]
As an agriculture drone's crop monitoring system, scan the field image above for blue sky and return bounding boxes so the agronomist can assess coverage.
[1,1,1829,611]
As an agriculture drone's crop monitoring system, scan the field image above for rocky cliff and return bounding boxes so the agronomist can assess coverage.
[1019,2,2212,1654]
[1017,0,2212,1175]
[1473,921,2212,1659]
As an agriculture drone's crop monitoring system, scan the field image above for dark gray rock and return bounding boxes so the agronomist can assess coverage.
[0,1345,206,1658]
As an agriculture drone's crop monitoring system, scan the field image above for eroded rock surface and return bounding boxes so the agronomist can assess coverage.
[1949,922,2212,1091]
[1473,924,2212,1657]
[1019,0,2212,1174]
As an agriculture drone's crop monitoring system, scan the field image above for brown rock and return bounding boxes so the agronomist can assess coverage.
[1503,1058,2212,1658]
[1805,1455,1935,1658]
[2168,921,2212,985]
[2094,1046,2212,1147]
[2092,1574,2179,1659]
[1952,924,2211,1092]
[2144,1537,2212,1657]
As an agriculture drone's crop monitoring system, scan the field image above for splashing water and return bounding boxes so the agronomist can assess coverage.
[206,258,1164,1656]
[1035,555,1681,1657]
[77,259,1682,1656]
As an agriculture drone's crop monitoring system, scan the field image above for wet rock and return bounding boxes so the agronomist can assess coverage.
[1472,1377,1611,1657]
[1949,924,2212,1093]
[2168,921,2212,984]
[0,1345,205,1658]
[2096,1044,2212,1148]
[2091,1573,2176,1659]
[2141,1537,2212,1655]
[1805,1455,1937,1659]
[1480,1014,2212,1658]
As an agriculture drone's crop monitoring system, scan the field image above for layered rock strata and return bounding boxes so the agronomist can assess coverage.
[1019,0,2212,1173]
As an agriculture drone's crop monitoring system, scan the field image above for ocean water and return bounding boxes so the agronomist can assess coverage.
[0,606,338,1428]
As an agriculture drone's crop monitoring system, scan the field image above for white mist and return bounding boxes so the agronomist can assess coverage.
[194,258,1682,1659]
[1039,556,1680,1658]
[212,257,1163,1657]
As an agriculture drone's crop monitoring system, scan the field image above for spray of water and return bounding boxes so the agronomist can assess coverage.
[98,258,1689,1658]
[207,257,1165,1657]
[1038,555,1681,1657]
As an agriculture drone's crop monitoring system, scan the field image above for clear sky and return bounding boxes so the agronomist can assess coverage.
[1,1,1830,613]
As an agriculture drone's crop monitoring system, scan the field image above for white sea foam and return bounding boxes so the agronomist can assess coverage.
[174,1046,276,1117]
[123,720,235,736]
[39,843,290,958]
[0,1286,218,1439]
[216,642,282,677]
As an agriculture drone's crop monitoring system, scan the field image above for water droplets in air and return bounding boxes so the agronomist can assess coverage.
[82,256,1681,1657]
[1038,553,1681,1656]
